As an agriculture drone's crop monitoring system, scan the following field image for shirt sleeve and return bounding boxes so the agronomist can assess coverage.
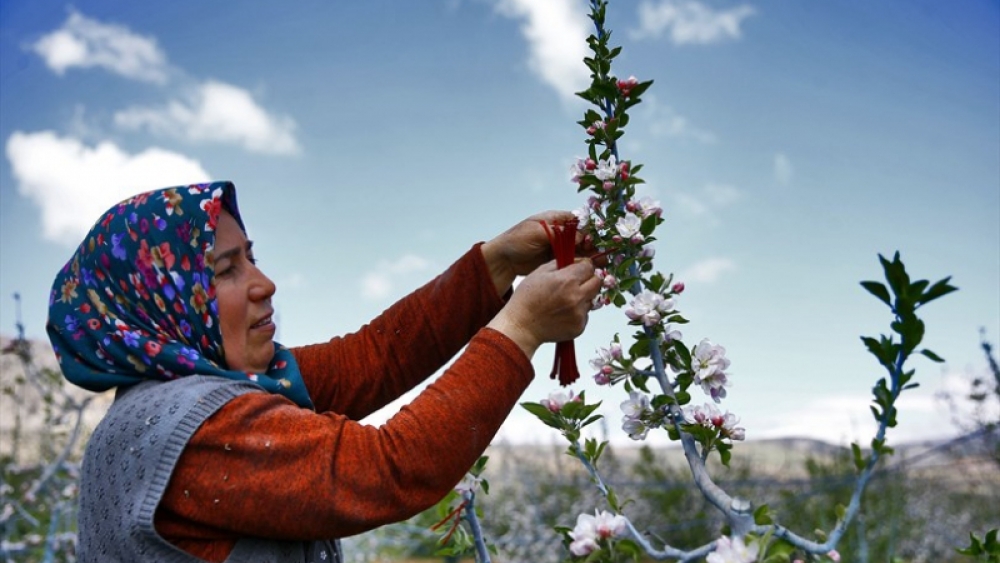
[155,328,533,555]
[291,242,508,419]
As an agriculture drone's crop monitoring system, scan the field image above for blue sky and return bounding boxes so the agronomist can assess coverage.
[1,0,998,446]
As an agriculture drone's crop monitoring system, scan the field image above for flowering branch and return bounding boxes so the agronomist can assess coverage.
[519,2,960,562]
[431,456,494,563]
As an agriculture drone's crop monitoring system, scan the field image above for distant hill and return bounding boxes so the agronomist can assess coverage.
[3,334,996,478]
[0,334,114,462]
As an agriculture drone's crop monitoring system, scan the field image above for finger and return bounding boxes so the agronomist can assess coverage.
[579,268,603,296]
[532,210,575,223]
[533,259,560,273]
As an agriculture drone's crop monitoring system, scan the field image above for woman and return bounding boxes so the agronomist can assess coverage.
[47,181,601,562]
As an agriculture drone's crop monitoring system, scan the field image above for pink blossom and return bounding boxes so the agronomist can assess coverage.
[617,76,639,97]
[828,550,841,562]
[541,390,580,412]
[672,281,685,294]
[586,120,605,135]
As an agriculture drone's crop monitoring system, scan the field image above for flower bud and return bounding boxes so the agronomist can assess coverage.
[672,281,685,294]
[585,158,597,170]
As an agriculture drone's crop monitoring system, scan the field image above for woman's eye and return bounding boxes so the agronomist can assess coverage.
[248,255,258,266]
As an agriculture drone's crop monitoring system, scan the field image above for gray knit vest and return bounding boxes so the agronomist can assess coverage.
[77,375,342,563]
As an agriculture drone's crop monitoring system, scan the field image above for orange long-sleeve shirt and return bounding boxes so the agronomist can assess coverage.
[154,244,534,562]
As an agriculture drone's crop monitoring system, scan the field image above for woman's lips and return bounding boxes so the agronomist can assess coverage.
[250,315,273,330]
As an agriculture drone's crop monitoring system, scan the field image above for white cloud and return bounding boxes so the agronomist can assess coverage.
[774,152,793,186]
[703,183,741,206]
[644,96,716,143]
[753,390,961,445]
[631,0,755,44]
[5,131,210,246]
[361,255,432,300]
[494,0,591,103]
[114,80,300,155]
[670,183,741,222]
[30,9,169,83]
[680,257,736,283]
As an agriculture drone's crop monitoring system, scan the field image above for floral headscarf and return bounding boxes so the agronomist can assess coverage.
[46,181,313,409]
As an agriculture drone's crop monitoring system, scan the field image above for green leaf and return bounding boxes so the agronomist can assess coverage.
[521,402,561,429]
[615,538,642,561]
[835,503,847,520]
[718,442,732,467]
[920,348,945,362]
[851,442,865,471]
[918,276,958,305]
[958,532,985,556]
[629,337,651,358]
[753,504,773,525]
[860,280,892,307]
[672,339,692,369]
[880,251,911,300]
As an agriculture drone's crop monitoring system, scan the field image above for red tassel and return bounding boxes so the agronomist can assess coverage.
[540,219,581,386]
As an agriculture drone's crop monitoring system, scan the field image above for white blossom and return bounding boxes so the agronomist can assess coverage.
[625,290,664,326]
[622,416,650,440]
[616,212,642,239]
[454,473,482,494]
[593,156,619,181]
[636,196,662,218]
[706,536,759,563]
[570,158,588,183]
[569,510,628,556]
[620,390,650,419]
[692,338,731,402]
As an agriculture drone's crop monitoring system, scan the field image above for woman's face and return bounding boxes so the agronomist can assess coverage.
[214,210,278,373]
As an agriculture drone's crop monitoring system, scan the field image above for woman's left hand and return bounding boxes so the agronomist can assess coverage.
[481,211,596,296]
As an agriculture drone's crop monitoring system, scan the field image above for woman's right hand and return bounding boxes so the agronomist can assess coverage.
[486,258,601,359]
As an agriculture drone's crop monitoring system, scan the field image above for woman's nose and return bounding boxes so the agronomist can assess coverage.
[249,266,276,301]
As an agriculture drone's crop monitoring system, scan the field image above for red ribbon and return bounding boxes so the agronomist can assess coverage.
[539,219,581,386]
